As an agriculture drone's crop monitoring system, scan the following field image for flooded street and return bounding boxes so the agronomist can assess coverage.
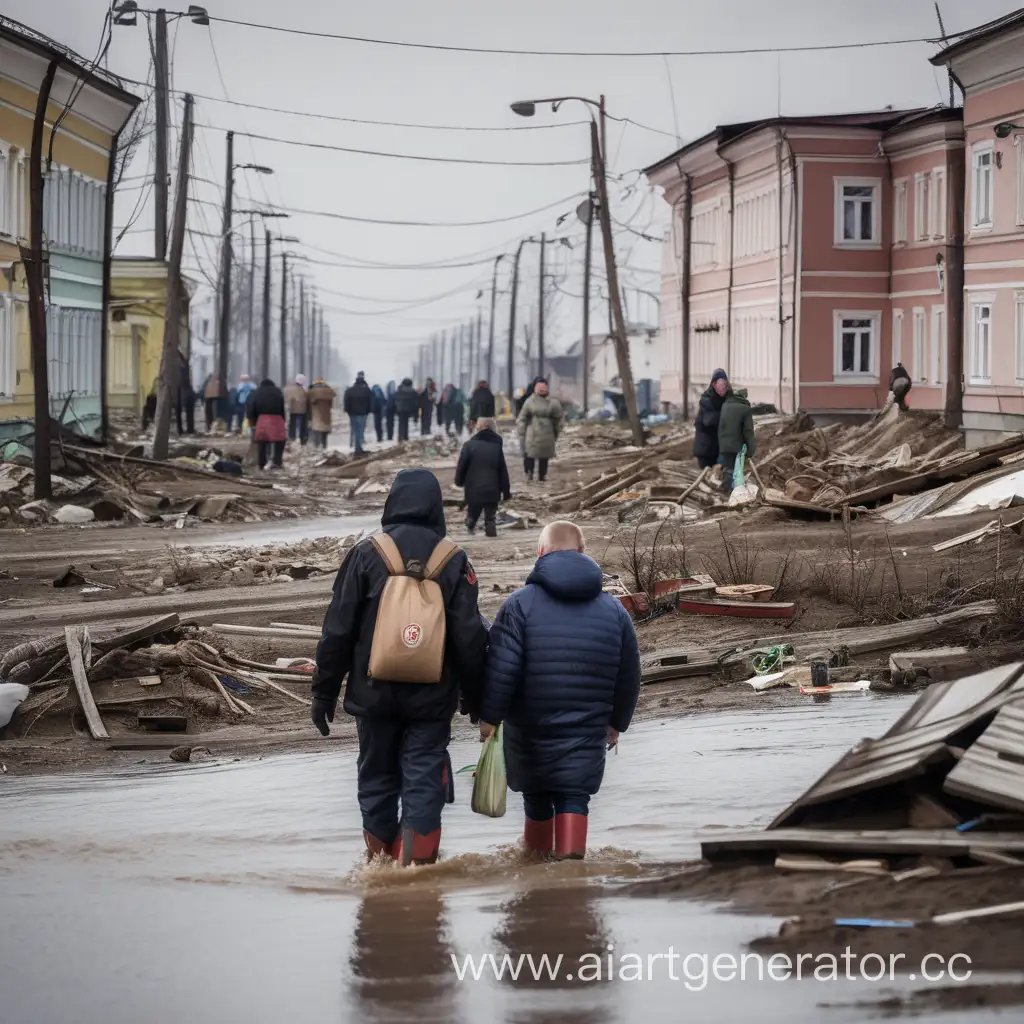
[0,696,1006,1023]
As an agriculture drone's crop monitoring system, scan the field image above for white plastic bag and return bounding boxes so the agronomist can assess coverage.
[471,724,507,817]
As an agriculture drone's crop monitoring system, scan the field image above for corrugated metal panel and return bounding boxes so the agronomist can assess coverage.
[944,701,1024,813]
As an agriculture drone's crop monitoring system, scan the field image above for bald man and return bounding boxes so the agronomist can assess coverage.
[479,520,641,859]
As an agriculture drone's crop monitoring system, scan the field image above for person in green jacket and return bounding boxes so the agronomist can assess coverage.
[717,387,756,493]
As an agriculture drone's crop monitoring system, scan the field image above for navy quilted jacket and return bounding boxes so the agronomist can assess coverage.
[480,550,641,795]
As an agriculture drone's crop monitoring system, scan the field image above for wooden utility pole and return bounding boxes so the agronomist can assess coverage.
[279,251,288,384]
[153,8,170,259]
[581,194,594,416]
[297,278,306,375]
[591,115,644,445]
[475,310,483,386]
[26,59,58,499]
[153,94,193,461]
[216,130,234,402]
[486,254,502,386]
[537,232,546,379]
[246,217,256,374]
[261,229,271,379]
[507,240,525,397]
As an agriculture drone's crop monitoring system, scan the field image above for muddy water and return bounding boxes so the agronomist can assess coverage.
[0,698,1001,1023]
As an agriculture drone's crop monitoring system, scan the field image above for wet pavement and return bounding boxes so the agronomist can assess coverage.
[0,696,1009,1023]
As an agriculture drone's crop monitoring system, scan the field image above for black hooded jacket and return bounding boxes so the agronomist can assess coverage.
[469,386,496,421]
[245,378,285,422]
[394,378,420,418]
[693,386,726,463]
[313,468,488,720]
[343,378,374,416]
[454,428,511,506]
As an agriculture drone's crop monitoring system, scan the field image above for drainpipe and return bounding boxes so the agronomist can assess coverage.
[945,140,965,430]
[786,139,800,413]
[673,160,693,419]
[723,155,735,371]
[775,131,785,412]
[880,135,895,412]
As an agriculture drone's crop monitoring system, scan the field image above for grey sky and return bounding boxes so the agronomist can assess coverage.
[12,0,1024,383]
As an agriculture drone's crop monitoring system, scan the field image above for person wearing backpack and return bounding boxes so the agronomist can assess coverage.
[312,468,488,866]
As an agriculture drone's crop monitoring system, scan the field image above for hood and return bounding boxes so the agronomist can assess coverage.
[400,378,413,388]
[259,378,276,388]
[382,468,447,537]
[728,388,750,405]
[372,385,385,398]
[527,550,603,603]
[386,381,397,396]
[473,428,503,446]
[711,368,728,384]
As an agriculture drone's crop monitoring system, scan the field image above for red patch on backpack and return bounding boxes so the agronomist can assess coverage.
[465,564,477,586]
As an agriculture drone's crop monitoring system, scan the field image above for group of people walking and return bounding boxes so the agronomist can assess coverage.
[243,375,337,470]
[692,368,756,493]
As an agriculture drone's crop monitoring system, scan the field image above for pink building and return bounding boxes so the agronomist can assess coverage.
[645,109,964,421]
[932,12,1024,445]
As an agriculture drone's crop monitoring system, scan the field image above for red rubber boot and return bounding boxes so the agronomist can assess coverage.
[392,827,442,867]
[523,817,554,857]
[363,830,394,861]
[553,813,588,860]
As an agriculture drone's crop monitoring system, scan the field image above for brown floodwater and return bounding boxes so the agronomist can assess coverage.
[0,698,1010,1022]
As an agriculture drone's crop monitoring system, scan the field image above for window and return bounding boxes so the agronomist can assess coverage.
[930,166,947,239]
[835,178,880,246]
[892,308,904,365]
[931,305,945,385]
[834,311,879,378]
[45,304,102,400]
[972,143,994,229]
[914,173,930,241]
[912,308,927,381]
[691,197,724,268]
[41,166,105,255]
[970,298,993,383]
[0,144,27,240]
[1016,291,1024,381]
[0,295,14,399]
[893,179,908,245]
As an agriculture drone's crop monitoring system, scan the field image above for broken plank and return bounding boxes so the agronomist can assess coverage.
[94,613,181,652]
[65,625,109,740]
[932,520,1002,553]
[932,900,1024,926]
[209,623,320,639]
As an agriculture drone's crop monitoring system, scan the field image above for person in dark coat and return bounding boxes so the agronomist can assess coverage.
[468,380,495,432]
[175,354,196,436]
[393,378,419,442]
[384,380,397,441]
[454,418,511,537]
[693,368,728,469]
[420,378,438,435]
[371,384,387,443]
[717,387,756,493]
[889,363,912,411]
[312,469,489,866]
[343,371,374,455]
[245,378,288,470]
[479,521,641,860]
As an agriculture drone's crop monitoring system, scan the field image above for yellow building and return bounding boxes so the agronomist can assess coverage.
[108,258,195,415]
[0,17,139,439]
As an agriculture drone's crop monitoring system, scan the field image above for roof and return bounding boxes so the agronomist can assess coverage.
[643,109,930,177]
[931,8,1024,65]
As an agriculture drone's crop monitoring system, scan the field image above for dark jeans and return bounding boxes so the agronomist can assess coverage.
[204,397,216,432]
[720,451,738,493]
[373,410,384,443]
[466,502,497,535]
[310,430,329,449]
[232,406,247,433]
[421,405,434,435]
[696,455,717,470]
[398,413,411,442]
[349,413,368,453]
[523,792,591,821]
[176,395,195,436]
[288,413,308,444]
[356,716,452,842]
[445,409,464,436]
[257,440,285,469]
[386,411,395,440]
[523,456,549,481]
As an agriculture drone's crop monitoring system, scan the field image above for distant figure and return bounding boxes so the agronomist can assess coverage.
[245,378,288,470]
[234,373,256,434]
[420,378,438,435]
[175,353,196,436]
[307,378,336,449]
[693,369,728,470]
[391,378,418,442]
[199,374,216,432]
[284,373,310,444]
[440,383,465,437]
[343,371,374,456]
[454,417,511,537]
[142,379,157,432]
[468,379,495,433]
[384,381,397,441]
[371,384,387,444]
[517,378,562,484]
[889,363,912,412]
[479,521,641,860]
[717,386,756,493]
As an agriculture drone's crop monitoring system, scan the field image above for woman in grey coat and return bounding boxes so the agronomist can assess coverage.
[517,379,563,482]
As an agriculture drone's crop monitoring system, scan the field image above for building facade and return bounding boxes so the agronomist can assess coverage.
[0,18,138,439]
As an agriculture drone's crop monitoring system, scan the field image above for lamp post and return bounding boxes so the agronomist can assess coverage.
[512,94,644,446]
[486,253,504,388]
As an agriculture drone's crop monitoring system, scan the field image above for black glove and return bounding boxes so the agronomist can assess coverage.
[311,696,337,736]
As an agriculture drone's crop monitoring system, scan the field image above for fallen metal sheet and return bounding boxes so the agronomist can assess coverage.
[932,467,1024,518]
[944,701,1024,814]
[701,827,1024,863]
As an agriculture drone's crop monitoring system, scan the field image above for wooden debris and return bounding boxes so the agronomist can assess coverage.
[65,625,108,740]
[210,623,320,639]
[676,597,796,620]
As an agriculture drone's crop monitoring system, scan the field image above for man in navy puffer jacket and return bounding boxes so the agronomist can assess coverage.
[479,521,641,859]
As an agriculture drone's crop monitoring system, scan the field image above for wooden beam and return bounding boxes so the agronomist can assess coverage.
[65,625,109,740]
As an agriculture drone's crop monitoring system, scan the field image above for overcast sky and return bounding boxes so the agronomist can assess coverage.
[12,0,1024,383]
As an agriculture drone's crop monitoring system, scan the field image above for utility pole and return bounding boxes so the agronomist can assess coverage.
[475,310,483,386]
[153,8,169,260]
[261,229,271,379]
[507,240,525,398]
[246,217,256,374]
[153,94,193,461]
[298,278,306,375]
[487,255,502,387]
[591,114,644,446]
[26,59,58,499]
[279,251,288,384]
[439,328,446,387]
[537,232,546,380]
[216,130,234,406]
[582,193,594,416]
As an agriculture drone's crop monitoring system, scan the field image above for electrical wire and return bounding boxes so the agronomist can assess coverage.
[206,16,934,58]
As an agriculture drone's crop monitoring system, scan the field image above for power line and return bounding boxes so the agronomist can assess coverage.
[193,124,590,167]
[207,15,934,58]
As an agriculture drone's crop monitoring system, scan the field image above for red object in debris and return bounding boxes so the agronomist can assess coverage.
[617,592,651,617]
[676,597,796,620]
[653,577,702,598]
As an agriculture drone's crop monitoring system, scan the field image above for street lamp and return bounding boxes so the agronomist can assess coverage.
[994,122,1022,139]
[511,94,643,445]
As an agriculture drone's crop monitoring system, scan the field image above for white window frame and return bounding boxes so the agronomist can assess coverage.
[892,308,904,366]
[1015,290,1024,382]
[833,309,880,380]
[0,294,15,400]
[912,307,927,382]
[930,304,945,385]
[0,141,10,238]
[834,177,881,248]
[972,141,995,231]
[914,173,930,242]
[893,178,908,245]
[969,294,994,384]
[930,166,947,240]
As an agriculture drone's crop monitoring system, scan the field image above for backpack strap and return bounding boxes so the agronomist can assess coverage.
[424,539,460,581]
[369,532,405,576]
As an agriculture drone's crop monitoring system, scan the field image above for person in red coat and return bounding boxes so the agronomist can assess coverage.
[245,378,288,470]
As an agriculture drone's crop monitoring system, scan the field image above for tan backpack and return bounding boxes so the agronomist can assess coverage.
[367,532,460,683]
